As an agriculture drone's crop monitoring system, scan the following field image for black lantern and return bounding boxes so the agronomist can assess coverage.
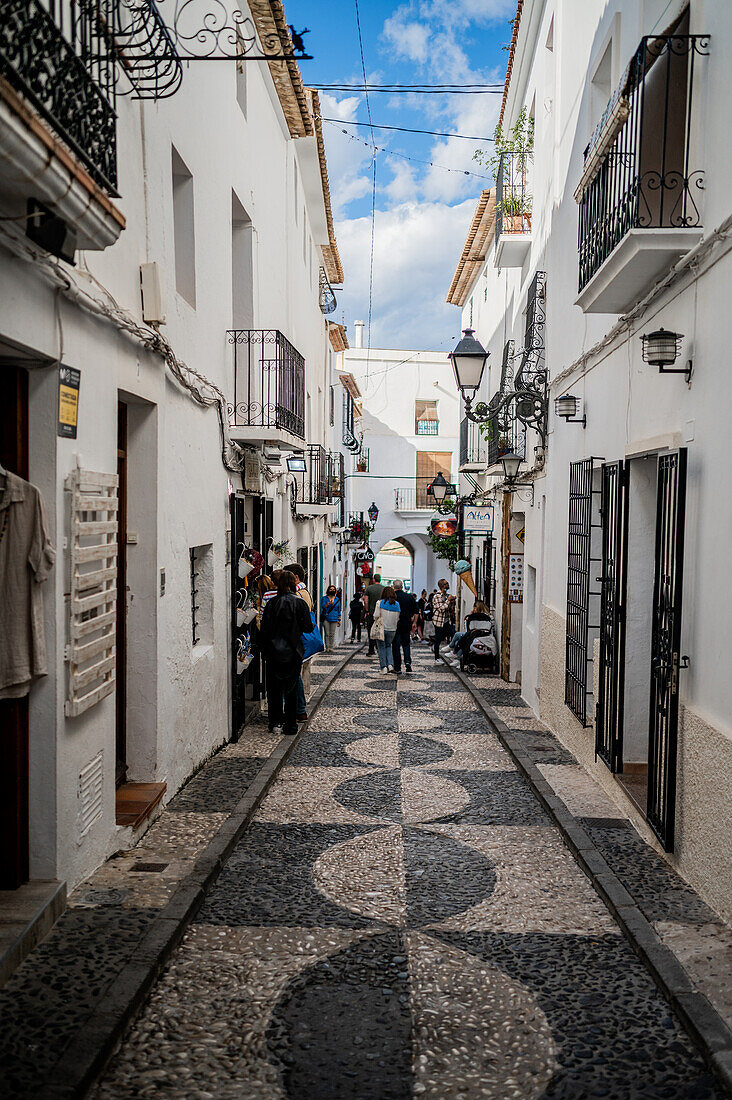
[641,328,691,380]
[427,471,450,504]
[367,501,379,524]
[449,328,489,397]
[501,452,523,481]
[554,394,586,428]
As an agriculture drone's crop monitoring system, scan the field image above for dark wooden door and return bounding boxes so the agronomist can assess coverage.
[0,366,30,888]
[116,403,128,787]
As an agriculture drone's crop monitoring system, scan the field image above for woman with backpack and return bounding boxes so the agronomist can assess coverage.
[259,570,313,734]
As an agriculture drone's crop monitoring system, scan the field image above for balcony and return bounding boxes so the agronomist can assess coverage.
[576,33,708,314]
[459,417,486,472]
[228,330,305,449]
[291,446,343,518]
[483,398,526,472]
[394,482,437,512]
[494,151,533,269]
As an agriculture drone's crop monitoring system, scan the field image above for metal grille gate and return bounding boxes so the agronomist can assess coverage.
[595,461,629,771]
[648,449,687,850]
[565,459,601,725]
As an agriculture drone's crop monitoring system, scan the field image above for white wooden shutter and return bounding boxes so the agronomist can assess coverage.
[65,468,118,717]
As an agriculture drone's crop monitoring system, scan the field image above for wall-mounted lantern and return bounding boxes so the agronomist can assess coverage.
[449,328,490,401]
[367,501,379,524]
[554,393,586,428]
[641,328,692,382]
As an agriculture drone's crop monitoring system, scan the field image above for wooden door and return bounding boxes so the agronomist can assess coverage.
[0,366,30,888]
[115,403,128,787]
[416,451,451,508]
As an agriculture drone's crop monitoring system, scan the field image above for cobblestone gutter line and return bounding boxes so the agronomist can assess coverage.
[48,644,364,1100]
[442,656,732,1097]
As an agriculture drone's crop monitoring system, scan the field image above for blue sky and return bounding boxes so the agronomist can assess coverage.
[286,0,515,351]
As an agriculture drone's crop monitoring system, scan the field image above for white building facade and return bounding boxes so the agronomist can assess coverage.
[341,336,460,597]
[447,0,732,921]
[0,0,345,895]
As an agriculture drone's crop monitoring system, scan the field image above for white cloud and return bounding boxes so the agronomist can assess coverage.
[335,197,477,350]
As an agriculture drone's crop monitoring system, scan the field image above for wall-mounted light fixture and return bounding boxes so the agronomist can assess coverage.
[286,455,307,472]
[554,393,586,428]
[448,328,490,401]
[367,501,379,524]
[499,451,534,503]
[641,328,692,382]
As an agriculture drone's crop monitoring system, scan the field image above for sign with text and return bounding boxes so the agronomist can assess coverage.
[58,366,80,439]
[462,504,494,534]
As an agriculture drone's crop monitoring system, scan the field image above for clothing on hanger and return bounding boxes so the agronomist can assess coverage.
[0,471,55,699]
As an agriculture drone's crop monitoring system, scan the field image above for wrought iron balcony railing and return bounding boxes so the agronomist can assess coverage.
[342,389,360,453]
[459,416,485,467]
[394,483,439,511]
[0,0,183,195]
[495,150,533,243]
[577,33,708,292]
[228,330,305,440]
[483,398,526,469]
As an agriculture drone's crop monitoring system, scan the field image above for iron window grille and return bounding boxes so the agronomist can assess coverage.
[495,150,533,244]
[595,460,629,773]
[342,389,360,453]
[189,547,200,646]
[329,386,335,427]
[394,485,434,512]
[228,330,305,440]
[415,400,439,436]
[564,458,602,726]
[416,419,439,436]
[459,416,486,467]
[0,0,183,194]
[577,32,709,292]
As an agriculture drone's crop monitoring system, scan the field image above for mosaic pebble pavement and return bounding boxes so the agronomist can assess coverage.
[93,646,721,1099]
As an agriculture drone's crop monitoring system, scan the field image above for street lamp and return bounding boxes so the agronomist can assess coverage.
[427,471,451,505]
[449,328,489,399]
[554,393,586,428]
[641,327,691,381]
[501,452,523,482]
[367,501,379,524]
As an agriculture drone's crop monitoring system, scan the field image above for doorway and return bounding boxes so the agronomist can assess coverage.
[116,402,128,787]
[0,366,30,888]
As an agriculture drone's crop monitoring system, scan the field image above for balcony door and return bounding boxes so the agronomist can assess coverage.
[416,451,451,509]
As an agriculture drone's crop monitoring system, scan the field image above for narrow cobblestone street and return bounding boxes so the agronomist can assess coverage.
[91,647,720,1099]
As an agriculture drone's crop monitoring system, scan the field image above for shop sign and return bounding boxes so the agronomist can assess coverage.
[430,514,457,538]
[58,366,80,439]
[462,504,494,534]
[508,553,524,603]
[355,547,374,562]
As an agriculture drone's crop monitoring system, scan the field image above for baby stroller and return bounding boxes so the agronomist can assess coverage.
[459,621,499,674]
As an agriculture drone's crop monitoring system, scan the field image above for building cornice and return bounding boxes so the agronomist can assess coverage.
[328,322,349,352]
[498,0,524,129]
[249,0,313,138]
[446,190,496,306]
[307,90,344,285]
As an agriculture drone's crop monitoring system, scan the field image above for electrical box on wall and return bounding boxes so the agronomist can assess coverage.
[140,262,166,324]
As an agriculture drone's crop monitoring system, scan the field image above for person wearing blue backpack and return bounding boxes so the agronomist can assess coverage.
[259,570,313,735]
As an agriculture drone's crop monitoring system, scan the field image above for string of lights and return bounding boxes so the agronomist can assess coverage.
[310,83,503,93]
[324,121,494,183]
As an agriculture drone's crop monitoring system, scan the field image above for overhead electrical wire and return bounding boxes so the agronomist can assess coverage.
[322,118,495,141]
[310,83,503,93]
[353,0,376,379]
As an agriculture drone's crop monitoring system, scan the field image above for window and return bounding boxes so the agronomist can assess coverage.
[590,40,613,130]
[231,192,253,329]
[416,451,451,508]
[415,399,439,435]
[172,147,196,307]
[190,544,213,648]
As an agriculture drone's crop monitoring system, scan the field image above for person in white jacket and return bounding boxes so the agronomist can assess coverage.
[371,586,401,674]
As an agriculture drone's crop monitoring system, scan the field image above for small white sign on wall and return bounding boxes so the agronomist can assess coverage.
[462,504,495,534]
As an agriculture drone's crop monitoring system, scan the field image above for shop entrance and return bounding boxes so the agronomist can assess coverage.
[0,365,30,888]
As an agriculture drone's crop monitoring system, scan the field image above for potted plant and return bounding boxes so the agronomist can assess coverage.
[268,537,291,569]
[356,457,367,472]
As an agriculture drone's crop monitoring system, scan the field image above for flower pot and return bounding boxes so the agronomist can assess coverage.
[236,608,246,628]
[241,607,257,625]
[238,557,254,579]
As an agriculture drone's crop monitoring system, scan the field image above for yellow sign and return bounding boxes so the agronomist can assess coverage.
[516,526,525,544]
[58,366,80,438]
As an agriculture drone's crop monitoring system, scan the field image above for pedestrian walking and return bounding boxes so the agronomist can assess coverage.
[391,579,417,674]
[284,562,313,720]
[412,588,427,642]
[431,578,452,663]
[258,570,312,734]
[348,593,363,642]
[364,572,384,655]
[370,586,400,674]
[320,585,341,651]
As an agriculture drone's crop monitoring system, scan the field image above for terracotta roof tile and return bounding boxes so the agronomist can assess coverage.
[446,190,496,307]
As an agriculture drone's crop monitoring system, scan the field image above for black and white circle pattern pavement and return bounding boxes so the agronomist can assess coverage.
[94,648,721,1099]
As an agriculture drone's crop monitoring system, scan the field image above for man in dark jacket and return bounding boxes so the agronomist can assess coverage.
[364,573,384,655]
[391,579,417,674]
[259,570,313,734]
